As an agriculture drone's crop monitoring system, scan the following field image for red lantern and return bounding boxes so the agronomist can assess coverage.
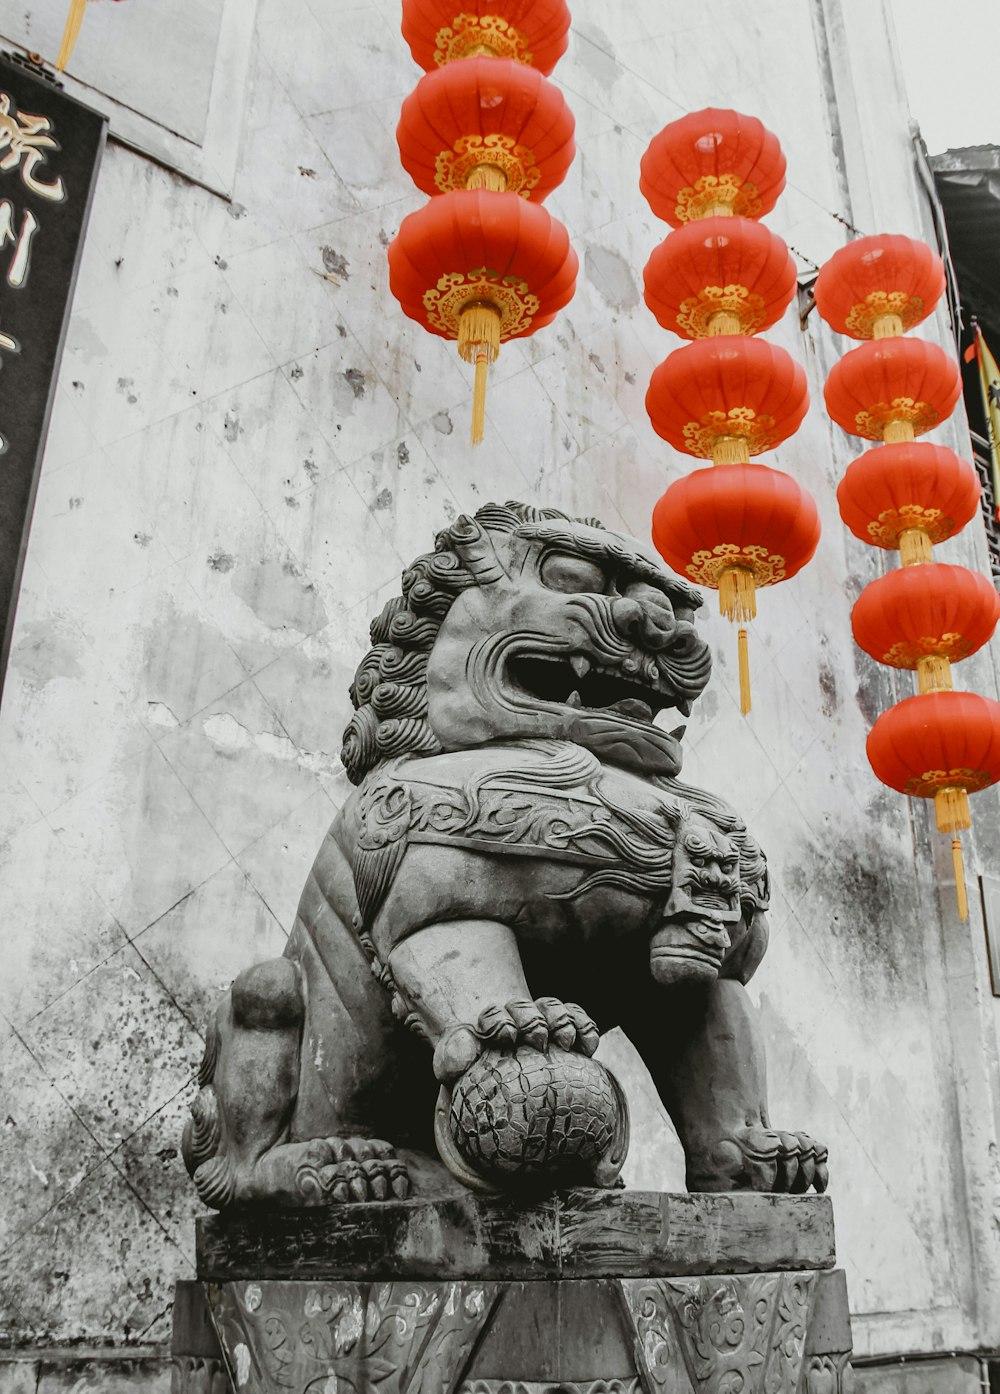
[646,337,809,463]
[640,108,786,227]
[836,442,980,560]
[397,58,575,198]
[401,0,571,74]
[388,189,576,442]
[643,216,796,339]
[867,690,1000,918]
[824,337,961,443]
[652,462,820,712]
[851,563,1000,688]
[814,234,945,340]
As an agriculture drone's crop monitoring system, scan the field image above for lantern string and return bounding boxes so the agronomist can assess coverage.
[573,27,872,249]
[952,836,969,921]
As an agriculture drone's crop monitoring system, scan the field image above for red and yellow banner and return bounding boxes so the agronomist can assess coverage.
[966,323,1000,521]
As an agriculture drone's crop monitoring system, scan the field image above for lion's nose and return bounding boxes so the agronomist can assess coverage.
[611,595,677,651]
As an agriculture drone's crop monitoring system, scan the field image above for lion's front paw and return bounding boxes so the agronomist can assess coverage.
[296,1137,411,1204]
[432,997,599,1084]
[696,1127,829,1194]
[243,1136,410,1206]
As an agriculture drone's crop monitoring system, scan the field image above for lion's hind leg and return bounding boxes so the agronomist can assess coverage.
[183,957,303,1208]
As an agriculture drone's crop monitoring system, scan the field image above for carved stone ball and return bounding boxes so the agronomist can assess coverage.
[448,1046,628,1187]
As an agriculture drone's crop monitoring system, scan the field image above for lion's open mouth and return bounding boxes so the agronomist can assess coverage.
[508,653,690,729]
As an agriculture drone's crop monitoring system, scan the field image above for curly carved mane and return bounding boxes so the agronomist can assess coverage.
[341,501,606,785]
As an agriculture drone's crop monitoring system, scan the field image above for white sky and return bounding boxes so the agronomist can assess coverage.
[888,0,997,153]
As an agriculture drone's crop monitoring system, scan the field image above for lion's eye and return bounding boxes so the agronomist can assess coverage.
[540,552,608,594]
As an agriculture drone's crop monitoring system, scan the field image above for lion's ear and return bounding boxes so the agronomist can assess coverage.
[722,910,769,984]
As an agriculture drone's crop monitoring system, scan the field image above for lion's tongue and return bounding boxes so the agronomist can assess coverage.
[608,697,653,721]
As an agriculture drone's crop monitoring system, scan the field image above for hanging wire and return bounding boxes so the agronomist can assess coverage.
[562,25,887,263]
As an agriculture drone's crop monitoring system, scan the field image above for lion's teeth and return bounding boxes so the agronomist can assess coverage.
[670,724,687,740]
[676,698,692,717]
[566,690,583,708]
[569,655,591,679]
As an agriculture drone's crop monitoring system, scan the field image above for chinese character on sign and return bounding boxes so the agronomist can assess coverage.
[0,202,37,288]
[0,94,66,202]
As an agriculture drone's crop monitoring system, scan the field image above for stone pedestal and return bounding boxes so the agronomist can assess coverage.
[176,1191,854,1394]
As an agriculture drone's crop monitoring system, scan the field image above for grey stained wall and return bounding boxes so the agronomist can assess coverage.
[2,0,1000,1382]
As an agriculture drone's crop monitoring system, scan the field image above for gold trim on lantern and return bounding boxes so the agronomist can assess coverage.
[683,407,778,459]
[674,174,761,223]
[844,291,924,339]
[905,767,992,799]
[675,284,766,338]
[866,506,952,549]
[423,267,539,340]
[853,397,937,441]
[686,543,787,589]
[434,14,532,65]
[435,134,539,195]
[881,638,966,673]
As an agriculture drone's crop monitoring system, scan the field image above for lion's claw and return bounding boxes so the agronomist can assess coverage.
[706,1125,828,1194]
[294,1137,409,1204]
[434,998,600,1083]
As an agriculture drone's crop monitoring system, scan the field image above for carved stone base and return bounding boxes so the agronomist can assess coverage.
[205,1272,853,1394]
[189,1191,856,1394]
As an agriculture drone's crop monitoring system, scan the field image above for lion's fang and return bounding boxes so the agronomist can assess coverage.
[569,655,591,679]
[566,690,583,708]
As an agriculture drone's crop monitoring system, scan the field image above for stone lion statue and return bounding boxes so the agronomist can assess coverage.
[184,501,827,1207]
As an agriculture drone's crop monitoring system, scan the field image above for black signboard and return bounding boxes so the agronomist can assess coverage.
[0,53,106,699]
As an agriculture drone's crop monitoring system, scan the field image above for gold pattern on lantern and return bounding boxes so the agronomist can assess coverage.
[686,542,787,588]
[904,766,993,799]
[435,134,540,195]
[882,637,967,671]
[682,407,779,458]
[673,173,762,223]
[853,397,938,441]
[423,267,539,340]
[866,505,952,548]
[434,15,532,65]
[844,290,924,339]
[675,284,766,338]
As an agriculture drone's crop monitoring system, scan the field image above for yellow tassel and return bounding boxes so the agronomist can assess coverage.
[916,654,953,693]
[466,164,508,192]
[457,303,501,364]
[898,527,932,566]
[719,566,757,622]
[711,436,751,466]
[737,626,751,715]
[719,570,755,716]
[458,303,501,447]
[883,419,915,444]
[952,837,969,922]
[56,0,87,69]
[872,312,904,339]
[707,310,742,337]
[934,786,971,833]
[471,348,488,445]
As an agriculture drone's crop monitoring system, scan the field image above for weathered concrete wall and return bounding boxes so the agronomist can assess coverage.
[1,0,999,1381]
